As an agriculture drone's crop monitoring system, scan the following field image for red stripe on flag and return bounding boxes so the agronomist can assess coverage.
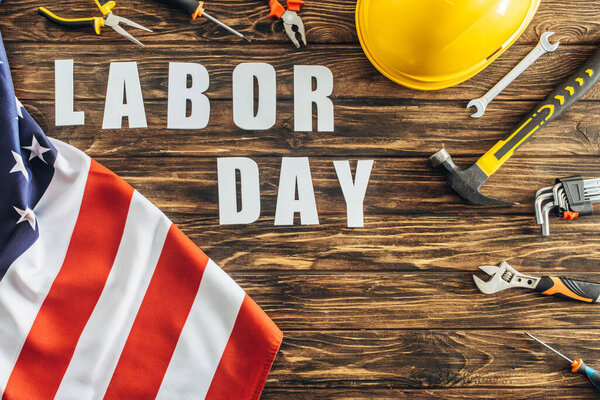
[3,160,134,400]
[103,225,209,400]
[205,294,283,400]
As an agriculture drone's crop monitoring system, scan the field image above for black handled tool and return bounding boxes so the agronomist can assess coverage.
[474,261,600,303]
[525,332,600,391]
[430,38,600,206]
[157,0,250,42]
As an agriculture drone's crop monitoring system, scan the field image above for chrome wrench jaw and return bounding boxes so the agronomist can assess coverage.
[473,261,540,294]
[467,32,559,118]
[466,99,485,118]
[539,31,560,52]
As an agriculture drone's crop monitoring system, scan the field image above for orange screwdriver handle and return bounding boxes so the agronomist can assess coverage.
[535,276,600,303]
[572,359,600,391]
[286,0,305,12]
[268,0,286,18]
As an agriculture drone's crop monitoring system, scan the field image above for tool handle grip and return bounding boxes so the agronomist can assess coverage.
[268,0,286,19]
[286,0,305,12]
[156,0,202,17]
[476,46,600,177]
[94,0,116,15]
[535,276,600,303]
[573,359,600,391]
[38,7,102,34]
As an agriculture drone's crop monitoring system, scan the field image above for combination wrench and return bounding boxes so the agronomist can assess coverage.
[467,32,559,118]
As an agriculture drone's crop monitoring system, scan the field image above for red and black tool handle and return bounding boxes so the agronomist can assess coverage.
[268,0,304,19]
[535,276,600,303]
[156,0,205,18]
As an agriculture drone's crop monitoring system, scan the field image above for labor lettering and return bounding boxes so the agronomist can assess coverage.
[54,60,334,131]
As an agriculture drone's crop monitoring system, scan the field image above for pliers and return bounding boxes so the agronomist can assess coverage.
[473,261,600,303]
[38,0,152,47]
[268,0,306,48]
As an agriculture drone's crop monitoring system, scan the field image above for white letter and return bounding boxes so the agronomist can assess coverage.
[275,157,319,225]
[55,60,84,126]
[334,160,373,228]
[233,63,276,130]
[294,65,334,132]
[218,158,261,225]
[168,62,210,129]
[102,62,147,129]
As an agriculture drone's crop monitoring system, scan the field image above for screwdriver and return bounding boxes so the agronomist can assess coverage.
[525,332,600,391]
[157,0,251,42]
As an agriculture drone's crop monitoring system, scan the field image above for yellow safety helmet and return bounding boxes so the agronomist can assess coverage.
[356,0,541,90]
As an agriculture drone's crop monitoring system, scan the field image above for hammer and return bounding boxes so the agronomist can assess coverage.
[430,43,600,206]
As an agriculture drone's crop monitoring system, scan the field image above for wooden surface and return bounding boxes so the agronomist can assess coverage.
[3,0,600,398]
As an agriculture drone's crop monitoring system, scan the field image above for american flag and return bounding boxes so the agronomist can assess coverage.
[0,34,282,400]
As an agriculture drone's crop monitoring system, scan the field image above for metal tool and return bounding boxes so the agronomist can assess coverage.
[430,42,600,206]
[38,0,152,47]
[474,261,600,303]
[525,332,600,391]
[534,176,600,235]
[157,0,251,42]
[467,32,559,118]
[268,0,306,48]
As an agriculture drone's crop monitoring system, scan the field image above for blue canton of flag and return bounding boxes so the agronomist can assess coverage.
[0,33,57,280]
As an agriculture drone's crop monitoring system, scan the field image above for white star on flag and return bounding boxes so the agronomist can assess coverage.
[9,150,29,181]
[15,97,23,119]
[13,206,36,229]
[23,136,50,163]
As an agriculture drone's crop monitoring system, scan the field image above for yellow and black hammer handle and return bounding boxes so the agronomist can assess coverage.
[535,276,600,303]
[38,7,104,34]
[476,45,600,177]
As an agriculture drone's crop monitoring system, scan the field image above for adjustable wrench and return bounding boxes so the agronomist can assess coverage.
[473,261,600,303]
[467,32,559,118]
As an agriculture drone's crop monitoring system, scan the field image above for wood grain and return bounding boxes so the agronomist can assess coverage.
[259,330,600,394]
[261,388,599,400]
[79,155,600,215]
[2,0,600,45]
[4,0,600,397]
[173,215,600,273]
[233,272,600,329]
[18,99,600,158]
[7,43,600,101]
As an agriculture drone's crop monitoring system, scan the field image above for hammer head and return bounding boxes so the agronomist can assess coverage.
[429,148,516,206]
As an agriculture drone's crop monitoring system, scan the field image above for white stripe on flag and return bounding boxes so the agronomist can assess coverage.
[156,259,245,400]
[0,140,90,397]
[54,191,171,400]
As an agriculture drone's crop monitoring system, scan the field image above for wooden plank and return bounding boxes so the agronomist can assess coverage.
[175,215,600,273]
[6,43,600,101]
[260,330,600,392]
[1,0,600,45]
[233,272,600,329]
[76,156,600,215]
[262,388,598,400]
[21,98,600,158]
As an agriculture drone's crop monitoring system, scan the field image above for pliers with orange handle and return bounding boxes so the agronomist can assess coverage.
[473,261,600,303]
[268,0,306,48]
